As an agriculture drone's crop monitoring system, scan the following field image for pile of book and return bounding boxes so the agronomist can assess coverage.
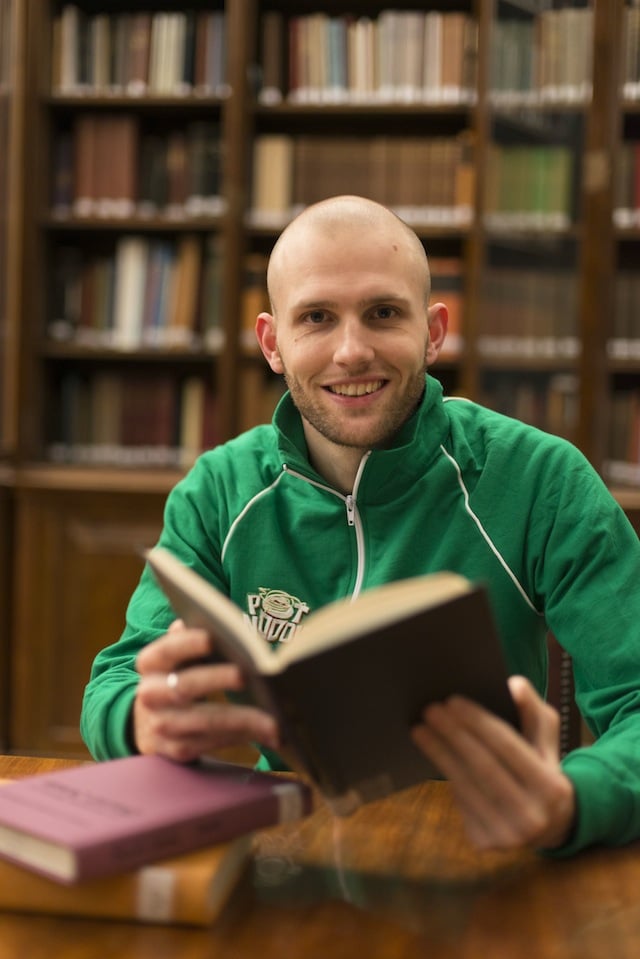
[0,755,312,926]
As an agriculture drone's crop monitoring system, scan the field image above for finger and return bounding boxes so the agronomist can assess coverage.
[508,675,560,763]
[425,694,558,787]
[137,698,280,760]
[413,702,529,813]
[413,698,573,849]
[412,714,519,846]
[137,663,244,709]
[136,626,213,674]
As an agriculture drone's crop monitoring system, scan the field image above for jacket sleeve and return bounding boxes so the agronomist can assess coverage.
[534,444,640,854]
[80,457,226,760]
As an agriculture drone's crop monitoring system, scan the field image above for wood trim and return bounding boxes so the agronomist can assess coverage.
[575,0,625,467]
[1,0,27,453]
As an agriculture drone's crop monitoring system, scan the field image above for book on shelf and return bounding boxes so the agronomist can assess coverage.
[123,12,152,95]
[613,142,640,230]
[53,6,227,96]
[477,267,578,361]
[238,366,286,434]
[201,233,225,350]
[480,373,578,442]
[241,254,270,348]
[166,234,202,346]
[137,134,167,215]
[112,235,148,349]
[70,114,139,219]
[185,120,224,217]
[439,11,476,103]
[606,390,640,488]
[51,133,74,215]
[538,8,593,105]
[148,12,189,95]
[250,135,295,227]
[347,16,376,102]
[165,130,189,215]
[54,3,85,92]
[140,239,172,342]
[276,10,476,105]
[484,145,573,232]
[429,257,464,359]
[0,755,311,884]
[490,18,534,106]
[623,5,640,101]
[390,11,426,103]
[145,547,519,815]
[101,114,139,218]
[73,113,99,217]
[51,370,176,468]
[251,133,474,228]
[610,269,640,360]
[179,375,218,467]
[119,374,177,451]
[91,371,123,450]
[258,11,284,105]
[0,826,251,926]
[49,234,217,352]
[192,10,228,96]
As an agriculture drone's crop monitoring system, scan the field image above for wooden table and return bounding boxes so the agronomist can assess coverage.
[0,755,639,958]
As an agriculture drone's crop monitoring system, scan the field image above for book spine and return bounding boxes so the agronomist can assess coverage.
[0,836,251,926]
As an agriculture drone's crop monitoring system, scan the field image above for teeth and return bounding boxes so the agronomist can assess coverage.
[329,381,383,397]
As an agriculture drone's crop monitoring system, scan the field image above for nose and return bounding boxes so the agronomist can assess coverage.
[332,318,376,369]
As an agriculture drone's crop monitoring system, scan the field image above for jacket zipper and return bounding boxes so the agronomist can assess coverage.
[282,452,370,598]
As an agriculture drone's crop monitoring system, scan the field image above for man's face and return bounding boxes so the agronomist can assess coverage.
[264,226,433,454]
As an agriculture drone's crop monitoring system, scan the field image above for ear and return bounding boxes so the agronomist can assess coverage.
[425,303,449,366]
[255,312,284,374]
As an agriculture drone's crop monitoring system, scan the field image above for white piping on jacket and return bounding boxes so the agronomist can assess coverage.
[221,471,287,563]
[438,443,542,615]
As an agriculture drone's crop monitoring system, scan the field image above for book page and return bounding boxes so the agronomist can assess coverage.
[277,572,472,666]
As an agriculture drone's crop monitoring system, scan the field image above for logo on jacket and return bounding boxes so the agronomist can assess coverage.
[245,588,310,645]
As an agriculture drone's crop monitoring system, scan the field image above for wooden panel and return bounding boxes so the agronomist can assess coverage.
[626,510,640,537]
[0,477,14,750]
[11,486,167,756]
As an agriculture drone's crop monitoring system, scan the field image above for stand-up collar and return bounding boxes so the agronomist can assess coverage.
[272,374,450,495]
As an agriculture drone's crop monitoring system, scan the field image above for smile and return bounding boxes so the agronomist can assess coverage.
[327,380,385,397]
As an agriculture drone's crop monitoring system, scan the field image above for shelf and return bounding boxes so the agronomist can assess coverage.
[48,93,228,112]
[40,341,223,362]
[45,213,226,232]
[477,355,579,372]
[611,487,640,509]
[12,463,183,494]
[254,101,473,117]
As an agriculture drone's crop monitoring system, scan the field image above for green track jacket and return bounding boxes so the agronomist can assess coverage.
[81,375,640,856]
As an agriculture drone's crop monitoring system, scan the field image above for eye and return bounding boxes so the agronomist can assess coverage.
[303,309,330,325]
[370,305,398,321]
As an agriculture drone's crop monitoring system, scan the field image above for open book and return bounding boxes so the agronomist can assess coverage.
[146,547,520,814]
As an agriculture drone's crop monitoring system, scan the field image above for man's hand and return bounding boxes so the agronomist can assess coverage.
[133,620,280,762]
[411,675,576,851]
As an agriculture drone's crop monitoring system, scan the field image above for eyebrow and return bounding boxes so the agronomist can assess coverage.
[294,294,411,312]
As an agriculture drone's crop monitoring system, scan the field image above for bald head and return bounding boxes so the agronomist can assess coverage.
[267,196,431,316]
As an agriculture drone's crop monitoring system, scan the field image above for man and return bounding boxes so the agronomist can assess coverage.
[81,196,640,856]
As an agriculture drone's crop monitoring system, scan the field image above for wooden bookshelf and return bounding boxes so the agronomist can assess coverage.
[1,0,23,751]
[0,0,638,756]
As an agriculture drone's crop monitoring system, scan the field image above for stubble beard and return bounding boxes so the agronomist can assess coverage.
[283,366,428,451]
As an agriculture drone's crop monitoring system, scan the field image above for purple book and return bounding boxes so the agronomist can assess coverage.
[0,755,312,883]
